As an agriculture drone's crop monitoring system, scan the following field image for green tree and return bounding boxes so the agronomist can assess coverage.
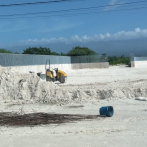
[0,49,12,53]
[50,52,60,55]
[61,52,67,56]
[14,51,20,54]
[67,46,97,56]
[22,47,54,55]
[108,56,130,65]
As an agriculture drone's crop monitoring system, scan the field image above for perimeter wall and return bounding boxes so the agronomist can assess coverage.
[0,53,109,73]
[130,54,147,68]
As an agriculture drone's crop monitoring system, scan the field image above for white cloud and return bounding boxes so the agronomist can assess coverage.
[104,0,125,11]
[14,28,147,46]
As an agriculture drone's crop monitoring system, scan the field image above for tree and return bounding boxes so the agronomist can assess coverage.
[22,47,53,55]
[14,51,20,54]
[50,52,60,55]
[61,52,67,56]
[108,56,130,65]
[67,46,97,56]
[0,49,12,53]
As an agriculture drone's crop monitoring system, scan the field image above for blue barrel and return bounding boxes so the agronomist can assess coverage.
[99,106,114,117]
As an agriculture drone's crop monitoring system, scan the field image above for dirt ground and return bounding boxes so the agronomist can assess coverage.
[1,66,147,147]
[63,65,147,85]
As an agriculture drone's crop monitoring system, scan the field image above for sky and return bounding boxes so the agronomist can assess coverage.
[0,0,147,56]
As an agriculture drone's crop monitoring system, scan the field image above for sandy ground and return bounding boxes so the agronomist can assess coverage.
[1,66,147,147]
[1,99,147,147]
[63,66,147,85]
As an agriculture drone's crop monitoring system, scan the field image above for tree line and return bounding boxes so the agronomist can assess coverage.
[108,56,130,65]
[0,46,97,56]
[0,47,130,65]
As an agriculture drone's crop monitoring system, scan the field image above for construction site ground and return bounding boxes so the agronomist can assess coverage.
[1,65,147,147]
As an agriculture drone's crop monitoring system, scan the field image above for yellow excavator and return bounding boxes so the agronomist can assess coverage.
[45,59,67,83]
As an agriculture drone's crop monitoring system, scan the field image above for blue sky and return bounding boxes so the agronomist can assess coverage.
[0,0,147,55]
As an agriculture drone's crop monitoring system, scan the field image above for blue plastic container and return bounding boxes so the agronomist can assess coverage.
[99,106,114,117]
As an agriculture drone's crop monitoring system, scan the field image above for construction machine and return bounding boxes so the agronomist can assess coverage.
[45,59,67,83]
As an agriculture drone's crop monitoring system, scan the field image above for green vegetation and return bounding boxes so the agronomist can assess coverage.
[0,49,13,53]
[14,51,20,54]
[22,47,59,55]
[108,55,130,65]
[0,49,19,54]
[67,46,97,56]
[60,52,67,56]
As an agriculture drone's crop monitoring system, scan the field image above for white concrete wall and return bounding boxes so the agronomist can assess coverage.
[9,64,72,74]
[130,56,147,68]
[134,61,147,68]
[71,62,109,69]
[131,61,135,67]
[8,62,109,74]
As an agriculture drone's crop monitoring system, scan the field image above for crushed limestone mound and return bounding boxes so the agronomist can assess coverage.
[0,65,58,104]
[0,65,147,105]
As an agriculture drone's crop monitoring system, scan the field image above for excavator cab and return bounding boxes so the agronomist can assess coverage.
[45,59,67,83]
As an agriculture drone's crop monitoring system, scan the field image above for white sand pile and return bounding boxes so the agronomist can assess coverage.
[60,79,147,102]
[0,65,147,105]
[0,65,59,104]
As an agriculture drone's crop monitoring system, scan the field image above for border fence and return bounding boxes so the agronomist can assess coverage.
[71,55,108,63]
[0,53,109,72]
[0,53,108,67]
[0,53,71,67]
